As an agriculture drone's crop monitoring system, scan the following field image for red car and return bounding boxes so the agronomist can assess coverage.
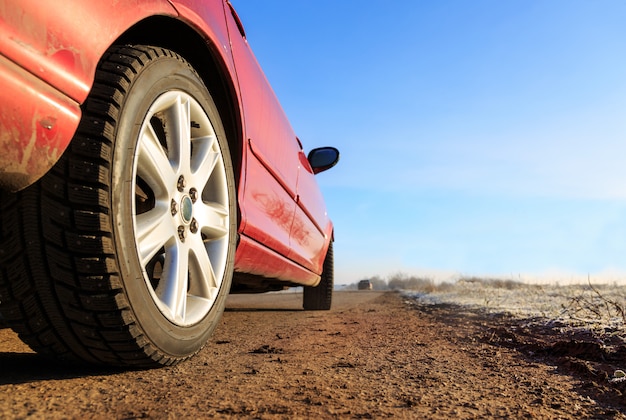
[0,0,338,367]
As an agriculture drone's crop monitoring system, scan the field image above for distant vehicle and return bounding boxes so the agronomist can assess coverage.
[358,280,373,290]
[0,0,339,368]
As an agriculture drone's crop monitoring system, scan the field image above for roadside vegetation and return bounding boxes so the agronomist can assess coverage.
[346,272,626,338]
[344,272,521,293]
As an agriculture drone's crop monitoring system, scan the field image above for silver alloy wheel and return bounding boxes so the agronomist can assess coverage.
[132,90,230,327]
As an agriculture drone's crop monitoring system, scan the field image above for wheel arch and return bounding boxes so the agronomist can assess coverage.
[113,16,244,212]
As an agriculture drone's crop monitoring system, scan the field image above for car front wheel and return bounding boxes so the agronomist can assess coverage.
[0,45,236,367]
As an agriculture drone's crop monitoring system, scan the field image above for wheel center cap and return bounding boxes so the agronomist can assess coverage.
[181,195,193,224]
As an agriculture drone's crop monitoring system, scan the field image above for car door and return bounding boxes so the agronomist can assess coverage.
[287,140,331,273]
[224,2,301,260]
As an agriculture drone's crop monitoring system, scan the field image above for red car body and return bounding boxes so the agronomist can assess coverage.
[0,0,332,287]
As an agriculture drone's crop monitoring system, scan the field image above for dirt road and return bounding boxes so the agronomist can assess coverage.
[1,291,625,418]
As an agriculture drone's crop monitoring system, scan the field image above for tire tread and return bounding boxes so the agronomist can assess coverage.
[0,45,205,367]
[303,242,334,310]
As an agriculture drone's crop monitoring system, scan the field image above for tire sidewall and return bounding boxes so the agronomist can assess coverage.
[110,53,235,357]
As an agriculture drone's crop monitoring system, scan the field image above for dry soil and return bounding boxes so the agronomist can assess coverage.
[1,291,626,419]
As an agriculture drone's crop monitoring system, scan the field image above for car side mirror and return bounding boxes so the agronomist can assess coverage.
[307,147,340,174]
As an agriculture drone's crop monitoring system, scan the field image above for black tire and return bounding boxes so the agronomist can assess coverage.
[0,45,236,367]
[0,193,32,330]
[303,242,334,310]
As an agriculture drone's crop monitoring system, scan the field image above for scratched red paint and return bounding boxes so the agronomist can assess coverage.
[0,0,336,282]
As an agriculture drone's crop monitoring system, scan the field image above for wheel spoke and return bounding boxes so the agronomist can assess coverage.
[190,135,219,186]
[159,243,189,322]
[195,202,229,240]
[167,95,192,175]
[137,124,176,198]
[135,206,175,266]
[188,234,218,297]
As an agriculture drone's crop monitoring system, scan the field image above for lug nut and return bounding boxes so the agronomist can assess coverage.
[190,218,198,234]
[177,175,186,192]
[171,199,178,216]
[189,188,198,203]
[178,225,186,242]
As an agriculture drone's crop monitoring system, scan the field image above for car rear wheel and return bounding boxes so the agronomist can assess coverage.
[303,242,334,310]
[0,45,236,367]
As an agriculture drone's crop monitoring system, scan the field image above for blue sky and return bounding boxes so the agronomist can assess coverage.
[231,1,626,284]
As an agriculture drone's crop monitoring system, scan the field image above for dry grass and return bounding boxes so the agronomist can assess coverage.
[398,277,626,344]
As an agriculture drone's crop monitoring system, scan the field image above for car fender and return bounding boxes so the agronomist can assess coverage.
[0,0,253,193]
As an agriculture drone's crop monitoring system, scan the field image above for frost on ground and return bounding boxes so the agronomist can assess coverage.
[404,278,626,334]
[402,278,626,387]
